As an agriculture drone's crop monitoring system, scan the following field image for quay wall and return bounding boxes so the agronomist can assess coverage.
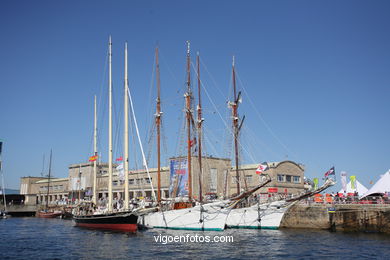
[281,204,390,233]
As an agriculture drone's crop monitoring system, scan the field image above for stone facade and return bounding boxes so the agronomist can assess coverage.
[229,161,305,199]
[20,159,306,204]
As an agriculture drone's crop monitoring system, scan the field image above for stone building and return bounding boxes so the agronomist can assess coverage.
[20,176,68,205]
[229,161,305,201]
[19,158,306,205]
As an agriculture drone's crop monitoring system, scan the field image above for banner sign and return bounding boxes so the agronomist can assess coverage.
[350,175,356,190]
[169,158,188,197]
[313,178,319,190]
[268,188,278,193]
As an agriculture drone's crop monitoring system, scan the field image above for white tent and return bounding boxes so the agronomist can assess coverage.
[339,180,368,195]
[360,170,390,198]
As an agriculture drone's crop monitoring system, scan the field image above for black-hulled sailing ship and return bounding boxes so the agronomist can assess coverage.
[73,38,137,232]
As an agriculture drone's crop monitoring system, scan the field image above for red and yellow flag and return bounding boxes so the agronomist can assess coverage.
[89,155,98,162]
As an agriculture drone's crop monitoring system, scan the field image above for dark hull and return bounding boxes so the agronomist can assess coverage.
[73,212,138,232]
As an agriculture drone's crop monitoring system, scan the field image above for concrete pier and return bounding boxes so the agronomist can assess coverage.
[2,204,37,217]
[281,204,390,233]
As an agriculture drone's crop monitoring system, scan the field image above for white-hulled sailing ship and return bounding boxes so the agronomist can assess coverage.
[223,58,335,229]
[138,43,236,231]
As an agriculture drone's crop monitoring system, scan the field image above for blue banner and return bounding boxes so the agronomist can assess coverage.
[169,158,188,197]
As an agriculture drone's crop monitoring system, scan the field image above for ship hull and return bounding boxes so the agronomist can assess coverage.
[139,201,230,231]
[73,212,138,232]
[225,200,289,229]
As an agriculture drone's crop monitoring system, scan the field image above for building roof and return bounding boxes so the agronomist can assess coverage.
[35,178,69,184]
[232,161,304,171]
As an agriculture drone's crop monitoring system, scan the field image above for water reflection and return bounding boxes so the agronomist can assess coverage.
[1,218,390,259]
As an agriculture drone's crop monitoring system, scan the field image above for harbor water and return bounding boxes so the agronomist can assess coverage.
[1,217,390,259]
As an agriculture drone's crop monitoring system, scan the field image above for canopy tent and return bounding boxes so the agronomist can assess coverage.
[360,170,390,199]
[339,180,368,195]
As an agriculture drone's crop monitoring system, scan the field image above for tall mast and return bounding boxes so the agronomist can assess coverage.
[231,56,240,195]
[92,95,98,205]
[196,52,203,203]
[124,42,129,210]
[46,149,52,210]
[185,41,192,201]
[0,140,6,213]
[108,36,113,212]
[155,46,162,203]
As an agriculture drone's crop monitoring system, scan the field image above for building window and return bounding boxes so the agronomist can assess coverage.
[145,178,152,184]
[113,180,118,186]
[245,175,253,184]
[293,176,301,183]
[277,174,285,182]
[129,179,134,185]
[232,176,238,184]
[286,175,292,183]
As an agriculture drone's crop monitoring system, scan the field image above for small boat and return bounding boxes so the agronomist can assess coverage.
[36,210,63,218]
[37,150,62,218]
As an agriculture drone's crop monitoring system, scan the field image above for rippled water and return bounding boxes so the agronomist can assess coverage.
[1,217,390,259]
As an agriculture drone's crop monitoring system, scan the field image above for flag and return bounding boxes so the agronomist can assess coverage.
[313,178,319,190]
[324,167,335,178]
[116,156,123,161]
[89,155,98,162]
[188,138,196,147]
[256,164,267,175]
[350,175,356,190]
[116,163,124,181]
[341,171,347,192]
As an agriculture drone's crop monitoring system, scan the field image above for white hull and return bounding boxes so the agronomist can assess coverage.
[139,201,230,231]
[225,200,289,229]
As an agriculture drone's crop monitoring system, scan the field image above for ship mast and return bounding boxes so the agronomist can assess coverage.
[45,149,52,211]
[92,95,98,205]
[124,42,129,210]
[108,36,113,212]
[231,56,244,195]
[185,41,192,201]
[0,140,7,214]
[155,47,162,204]
[196,53,203,203]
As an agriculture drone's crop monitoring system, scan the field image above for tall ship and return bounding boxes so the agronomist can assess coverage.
[73,37,137,232]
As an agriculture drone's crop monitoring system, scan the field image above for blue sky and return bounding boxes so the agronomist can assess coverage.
[1,0,389,192]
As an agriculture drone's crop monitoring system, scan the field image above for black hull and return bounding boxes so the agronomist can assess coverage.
[73,211,138,232]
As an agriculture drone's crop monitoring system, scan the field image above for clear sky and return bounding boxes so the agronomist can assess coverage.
[1,0,389,193]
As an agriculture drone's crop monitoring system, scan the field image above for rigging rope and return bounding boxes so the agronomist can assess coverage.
[190,62,256,164]
[127,87,156,201]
